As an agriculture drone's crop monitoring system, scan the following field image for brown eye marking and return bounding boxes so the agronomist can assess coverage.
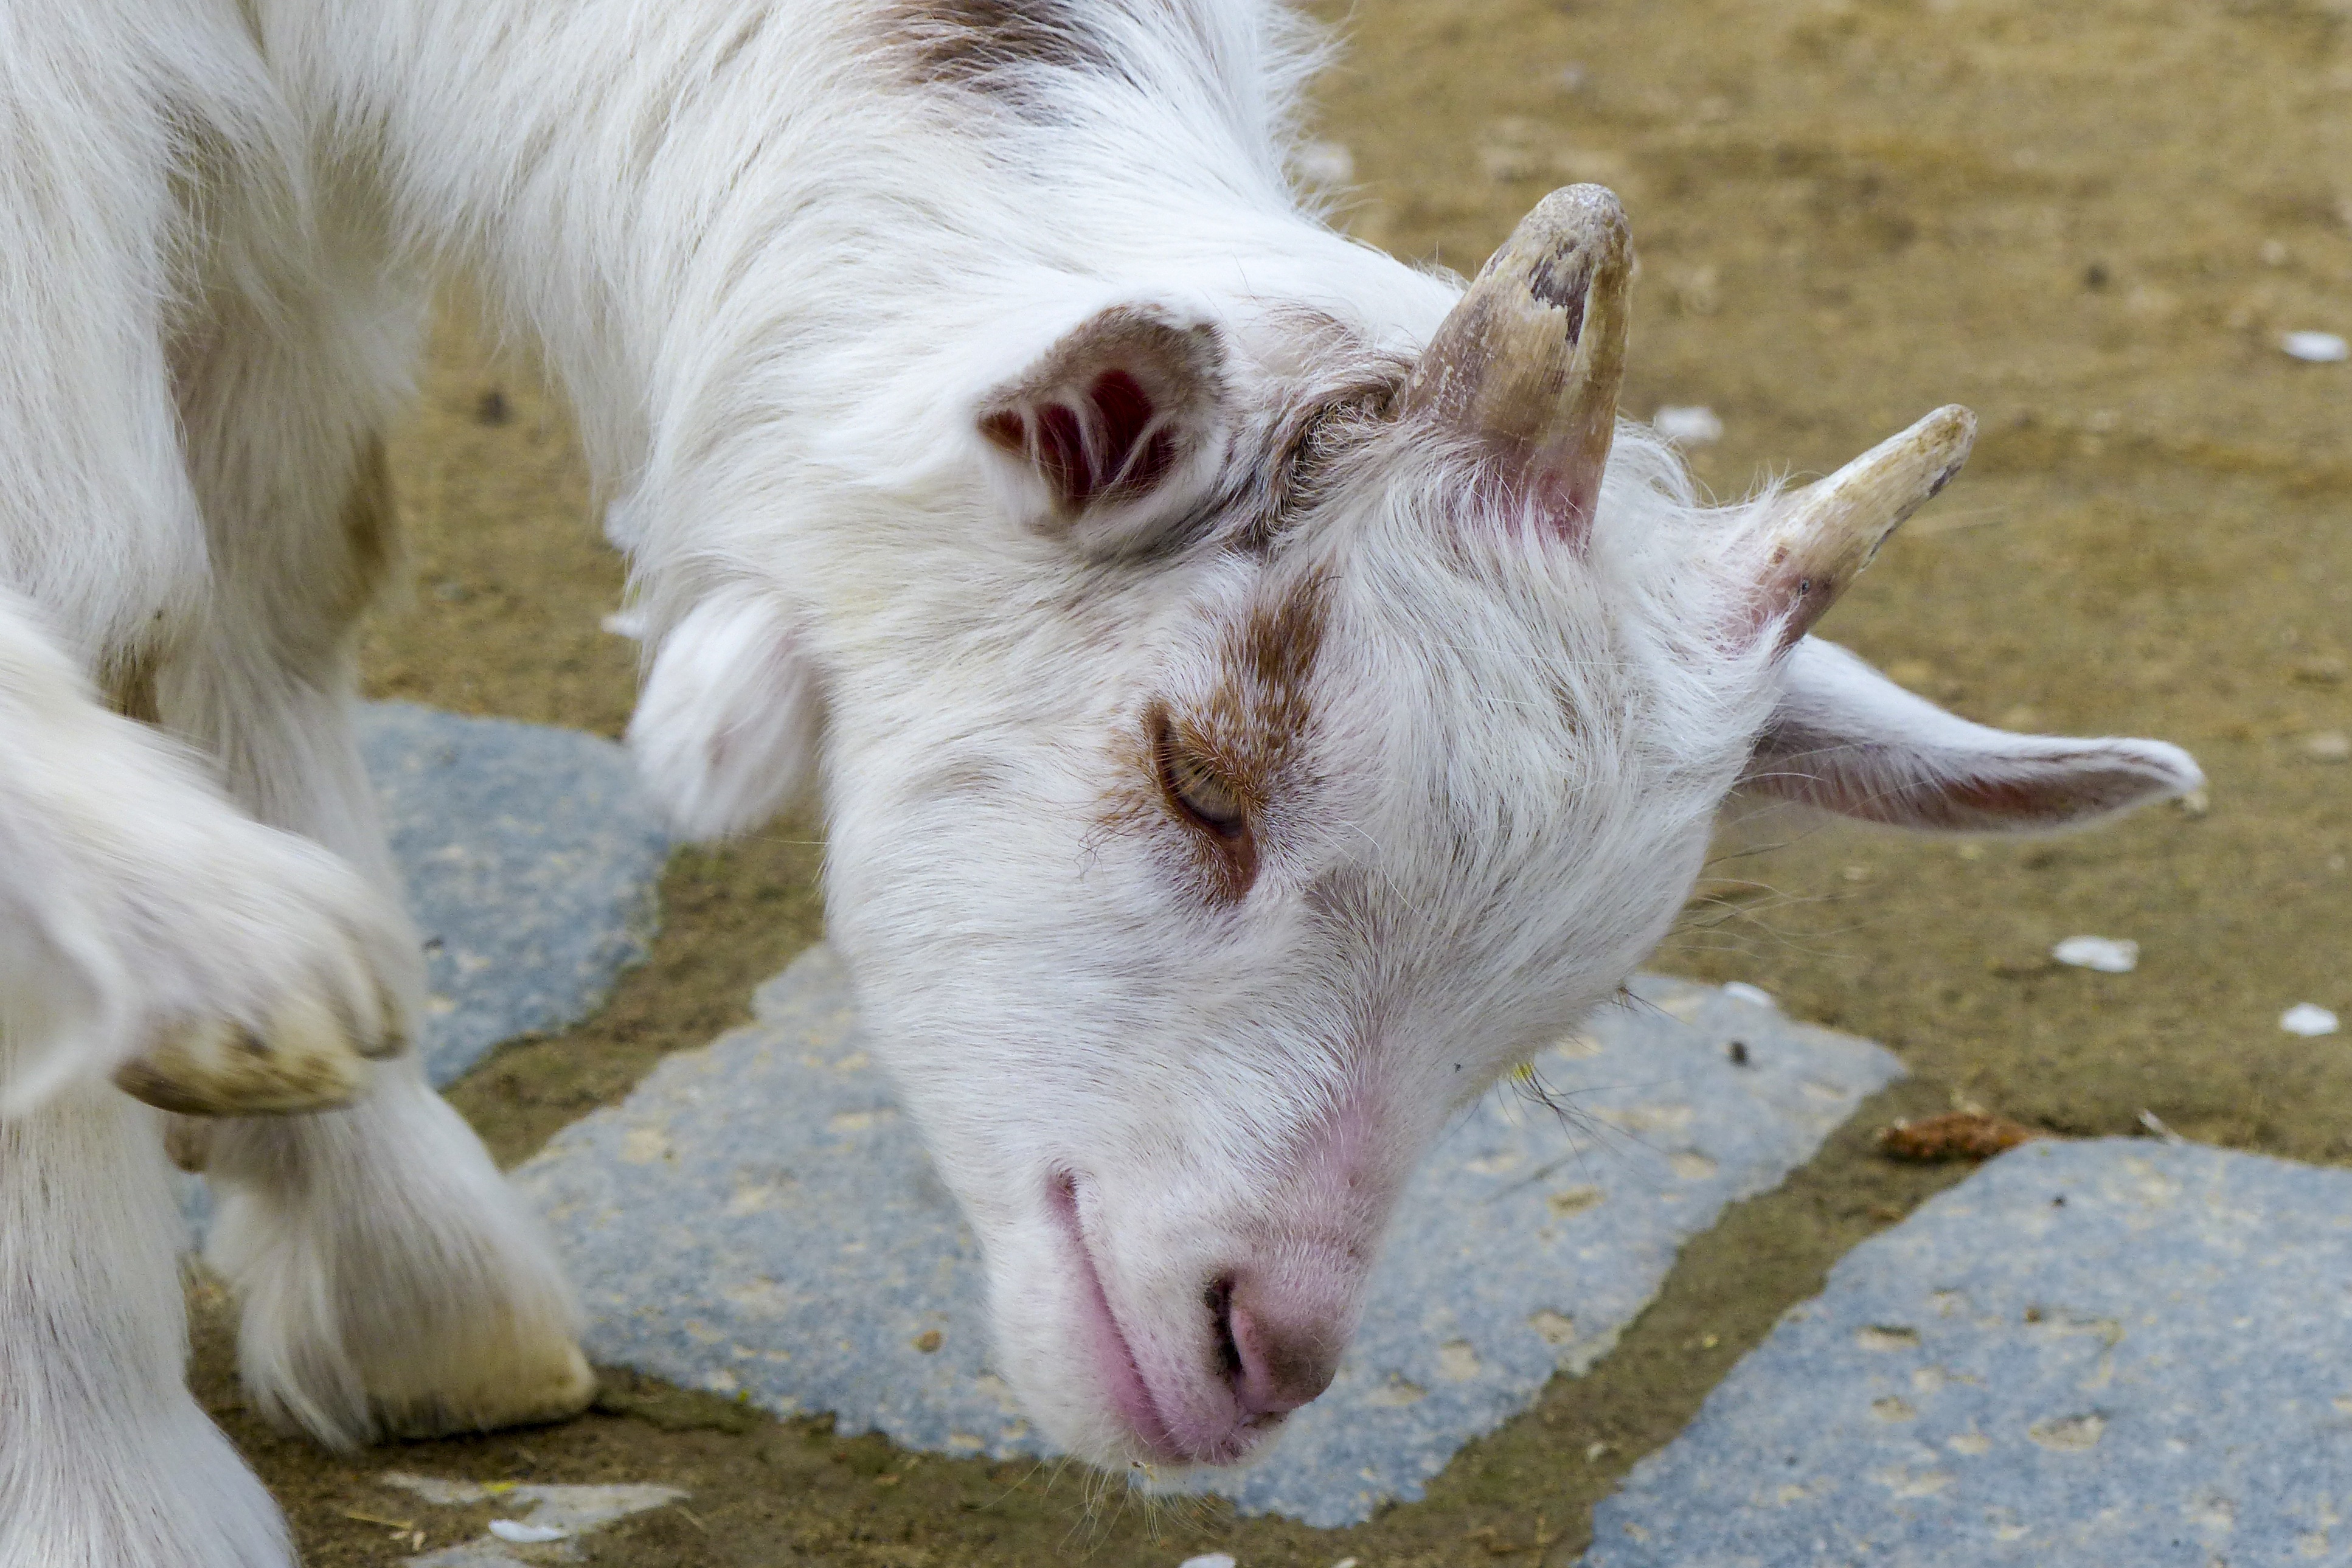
[1150,705,1251,841]
[1132,703,1262,904]
[1098,578,1327,908]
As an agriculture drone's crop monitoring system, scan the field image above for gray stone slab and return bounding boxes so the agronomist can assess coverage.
[519,946,1901,1527]
[358,703,668,1085]
[1582,1138,2352,1567]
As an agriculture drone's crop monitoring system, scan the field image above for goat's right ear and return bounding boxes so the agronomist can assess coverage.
[1741,637,2202,832]
[628,589,825,840]
[977,303,1232,556]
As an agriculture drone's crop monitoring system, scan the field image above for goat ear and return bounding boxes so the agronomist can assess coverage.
[628,589,825,839]
[1741,637,2203,832]
[978,304,1230,555]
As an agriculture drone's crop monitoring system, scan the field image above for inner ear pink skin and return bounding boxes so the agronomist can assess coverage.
[982,369,1176,512]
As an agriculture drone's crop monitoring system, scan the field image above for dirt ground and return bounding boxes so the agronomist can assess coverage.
[193,1,2352,1563]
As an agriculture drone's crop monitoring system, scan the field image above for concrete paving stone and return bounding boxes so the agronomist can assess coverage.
[520,945,1903,1527]
[358,702,668,1085]
[1581,1137,2352,1567]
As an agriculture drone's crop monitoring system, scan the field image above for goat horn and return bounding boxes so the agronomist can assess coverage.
[1753,404,1978,648]
[1401,185,1633,534]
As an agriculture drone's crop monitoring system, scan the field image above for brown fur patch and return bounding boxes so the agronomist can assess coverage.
[876,0,1121,91]
[101,643,162,725]
[1220,573,1328,762]
[335,435,400,626]
[1100,573,1331,906]
[1231,320,1411,555]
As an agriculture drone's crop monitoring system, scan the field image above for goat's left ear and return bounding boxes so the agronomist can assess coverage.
[1742,637,2203,832]
[628,589,826,840]
[978,303,1231,556]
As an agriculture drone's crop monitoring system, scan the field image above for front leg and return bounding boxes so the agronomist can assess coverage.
[1,1084,294,1568]
[166,265,597,1440]
[176,656,597,1445]
[198,1054,597,1444]
[0,629,328,1559]
[178,656,597,1444]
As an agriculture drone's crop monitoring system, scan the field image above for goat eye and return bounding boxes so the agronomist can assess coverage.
[1151,713,1249,838]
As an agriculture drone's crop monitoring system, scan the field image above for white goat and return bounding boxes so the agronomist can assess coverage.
[0,2,2200,1561]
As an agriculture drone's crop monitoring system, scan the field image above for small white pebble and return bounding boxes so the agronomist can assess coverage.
[1295,141,1355,185]
[1721,981,1775,1009]
[2303,730,2351,763]
[1332,1559,1362,1568]
[487,1519,569,1545]
[1654,404,1724,445]
[2281,1004,2340,1037]
[2053,935,2139,974]
[2281,330,2350,363]
[1178,1556,1238,1568]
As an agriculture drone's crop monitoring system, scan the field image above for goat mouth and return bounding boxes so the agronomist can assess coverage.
[1047,1173,1182,1462]
[1046,1173,1255,1466]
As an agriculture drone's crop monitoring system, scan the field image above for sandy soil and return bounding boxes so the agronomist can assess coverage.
[195,1,2352,1562]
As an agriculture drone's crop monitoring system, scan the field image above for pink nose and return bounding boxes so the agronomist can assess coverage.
[1212,1275,1344,1418]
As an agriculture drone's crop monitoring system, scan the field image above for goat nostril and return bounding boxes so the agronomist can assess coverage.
[1205,1274,1241,1380]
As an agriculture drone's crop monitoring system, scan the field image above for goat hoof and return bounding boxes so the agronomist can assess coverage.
[115,982,399,1116]
[372,1337,598,1440]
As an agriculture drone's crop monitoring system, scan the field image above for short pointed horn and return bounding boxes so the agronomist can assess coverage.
[1752,404,1977,648]
[1402,185,1633,535]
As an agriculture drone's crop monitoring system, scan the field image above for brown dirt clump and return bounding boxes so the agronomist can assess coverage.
[1876,1109,2045,1163]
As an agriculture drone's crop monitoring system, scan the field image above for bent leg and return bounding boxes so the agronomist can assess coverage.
[0,585,409,1121]
[170,265,592,1447]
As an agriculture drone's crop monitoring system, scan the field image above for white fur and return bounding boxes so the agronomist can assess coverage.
[203,1056,592,1449]
[1,1085,291,1568]
[628,588,827,838]
[0,0,2198,1553]
[0,590,409,1119]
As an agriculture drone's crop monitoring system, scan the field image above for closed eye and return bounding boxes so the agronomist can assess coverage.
[1151,707,1250,840]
